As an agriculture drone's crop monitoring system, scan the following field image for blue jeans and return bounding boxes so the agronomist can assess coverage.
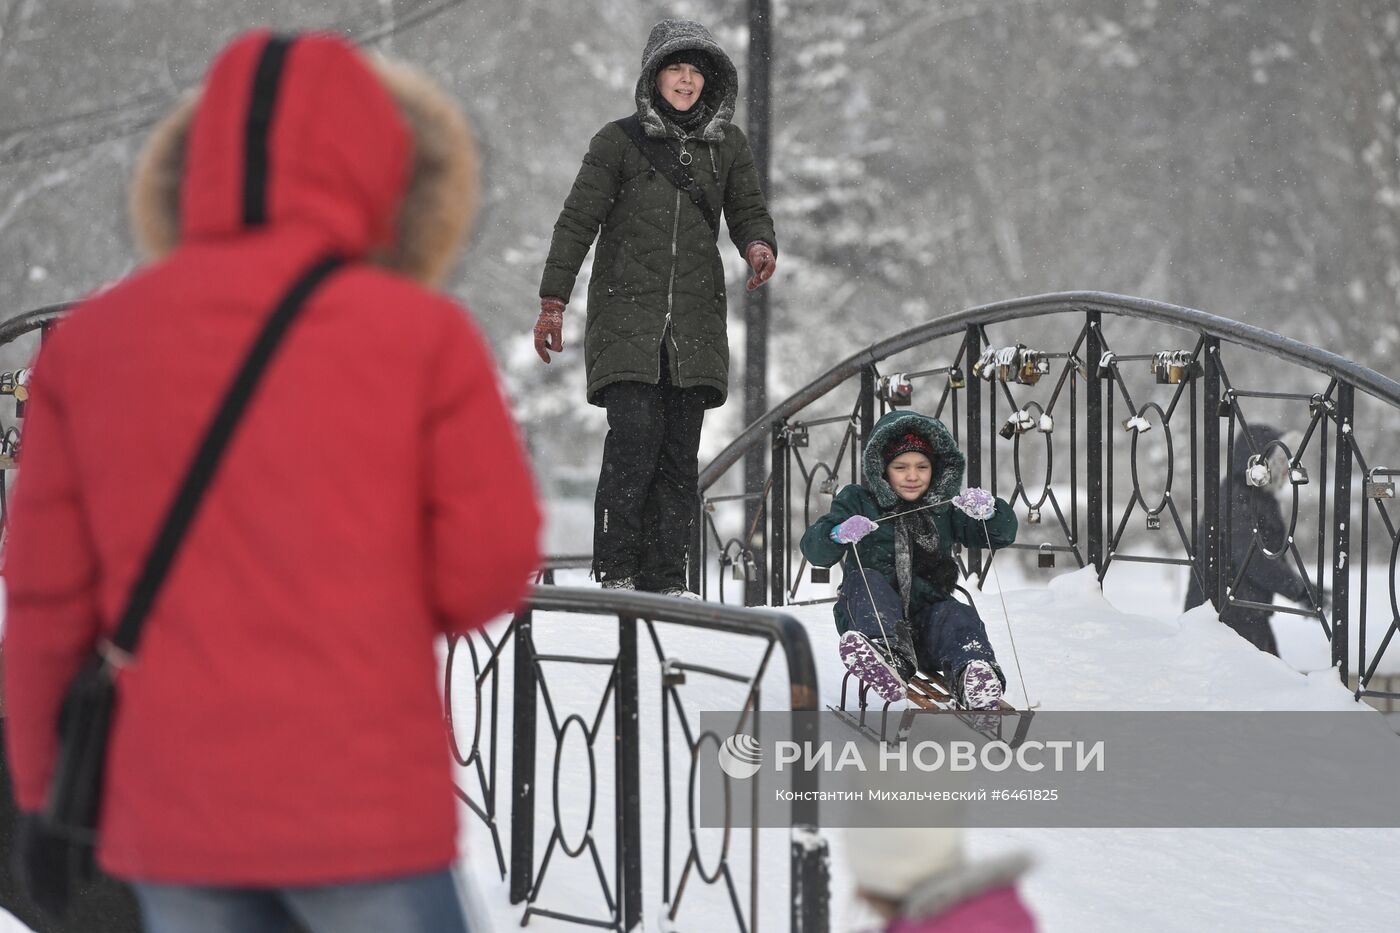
[131,868,472,933]
[839,569,1002,683]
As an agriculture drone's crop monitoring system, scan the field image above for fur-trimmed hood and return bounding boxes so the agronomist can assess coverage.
[862,411,966,509]
[130,31,477,287]
[634,19,738,142]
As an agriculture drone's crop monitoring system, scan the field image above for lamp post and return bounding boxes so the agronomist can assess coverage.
[743,0,772,607]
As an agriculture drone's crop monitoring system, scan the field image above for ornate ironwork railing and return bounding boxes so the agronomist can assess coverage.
[446,586,829,933]
[694,292,1400,705]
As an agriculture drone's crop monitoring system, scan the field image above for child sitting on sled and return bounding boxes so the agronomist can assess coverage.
[800,411,1017,709]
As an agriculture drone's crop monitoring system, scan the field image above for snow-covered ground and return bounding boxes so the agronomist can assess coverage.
[4,565,1395,932]
[459,565,1398,932]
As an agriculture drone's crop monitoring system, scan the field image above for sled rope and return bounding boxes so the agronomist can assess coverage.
[980,520,1035,710]
[849,543,896,650]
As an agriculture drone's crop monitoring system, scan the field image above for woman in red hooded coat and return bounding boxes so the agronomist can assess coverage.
[3,30,539,932]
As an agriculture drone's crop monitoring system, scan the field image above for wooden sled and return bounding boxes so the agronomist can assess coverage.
[829,667,1034,747]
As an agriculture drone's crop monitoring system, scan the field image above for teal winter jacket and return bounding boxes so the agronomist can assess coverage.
[800,411,1017,633]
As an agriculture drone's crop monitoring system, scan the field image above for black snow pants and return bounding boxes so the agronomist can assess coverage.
[592,348,706,591]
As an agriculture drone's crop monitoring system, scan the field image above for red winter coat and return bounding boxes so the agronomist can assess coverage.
[2,31,541,885]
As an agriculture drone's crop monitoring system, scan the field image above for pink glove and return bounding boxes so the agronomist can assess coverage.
[745,241,776,291]
[534,297,565,364]
[952,487,996,520]
[830,515,879,544]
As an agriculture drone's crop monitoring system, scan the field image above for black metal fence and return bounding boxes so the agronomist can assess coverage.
[694,292,1400,705]
[445,586,829,933]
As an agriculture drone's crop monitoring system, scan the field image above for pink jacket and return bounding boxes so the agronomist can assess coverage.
[888,884,1036,933]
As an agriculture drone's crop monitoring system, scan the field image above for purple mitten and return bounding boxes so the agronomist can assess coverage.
[953,487,996,521]
[830,515,879,544]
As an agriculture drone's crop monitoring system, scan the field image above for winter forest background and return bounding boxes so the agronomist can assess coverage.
[3,0,1399,516]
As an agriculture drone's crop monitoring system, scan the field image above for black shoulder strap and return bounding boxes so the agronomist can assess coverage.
[615,115,720,239]
[109,254,344,655]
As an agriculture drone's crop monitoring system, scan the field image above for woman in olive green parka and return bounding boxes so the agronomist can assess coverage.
[534,20,777,595]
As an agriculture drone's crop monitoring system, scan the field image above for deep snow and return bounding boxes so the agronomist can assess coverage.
[3,566,1396,932]
[461,565,1399,932]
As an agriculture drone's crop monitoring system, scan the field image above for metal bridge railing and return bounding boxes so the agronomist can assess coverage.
[445,586,829,933]
[694,292,1400,706]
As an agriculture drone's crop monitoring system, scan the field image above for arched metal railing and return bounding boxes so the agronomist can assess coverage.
[693,291,1400,705]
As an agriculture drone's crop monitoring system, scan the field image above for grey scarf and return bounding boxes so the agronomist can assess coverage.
[888,502,941,617]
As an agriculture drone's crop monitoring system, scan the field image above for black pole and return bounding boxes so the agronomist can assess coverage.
[1331,384,1353,682]
[616,616,643,930]
[965,327,983,575]
[771,421,788,606]
[509,610,537,903]
[743,0,772,608]
[1201,337,1222,608]
[1085,313,1104,573]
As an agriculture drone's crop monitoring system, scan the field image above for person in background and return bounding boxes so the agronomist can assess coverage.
[846,823,1037,932]
[4,31,538,933]
[533,19,777,599]
[801,411,1016,708]
[1184,426,1324,655]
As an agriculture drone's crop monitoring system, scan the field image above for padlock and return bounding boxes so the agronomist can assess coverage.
[1026,507,1041,525]
[1037,543,1055,568]
[1146,511,1161,531]
[1018,351,1050,385]
[1244,454,1271,488]
[1289,464,1309,486]
[1097,350,1116,379]
[733,551,758,582]
[1365,479,1395,500]
[879,373,914,406]
[1152,350,1197,384]
[818,475,840,496]
[661,659,687,687]
[1037,413,1054,434]
[810,566,830,584]
[947,368,966,390]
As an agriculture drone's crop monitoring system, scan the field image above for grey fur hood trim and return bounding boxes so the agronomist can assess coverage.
[861,411,966,509]
[634,19,738,142]
[899,853,1032,920]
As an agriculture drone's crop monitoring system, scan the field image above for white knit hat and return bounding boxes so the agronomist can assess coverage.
[844,824,965,901]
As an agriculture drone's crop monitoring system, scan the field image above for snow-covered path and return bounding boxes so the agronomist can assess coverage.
[465,566,1399,932]
[4,566,1393,932]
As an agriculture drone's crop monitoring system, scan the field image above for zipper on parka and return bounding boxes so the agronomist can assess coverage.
[661,185,682,382]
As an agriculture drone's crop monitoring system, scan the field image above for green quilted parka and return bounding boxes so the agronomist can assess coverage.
[539,20,776,408]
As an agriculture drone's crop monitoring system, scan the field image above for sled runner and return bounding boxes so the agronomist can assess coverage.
[830,665,1034,747]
